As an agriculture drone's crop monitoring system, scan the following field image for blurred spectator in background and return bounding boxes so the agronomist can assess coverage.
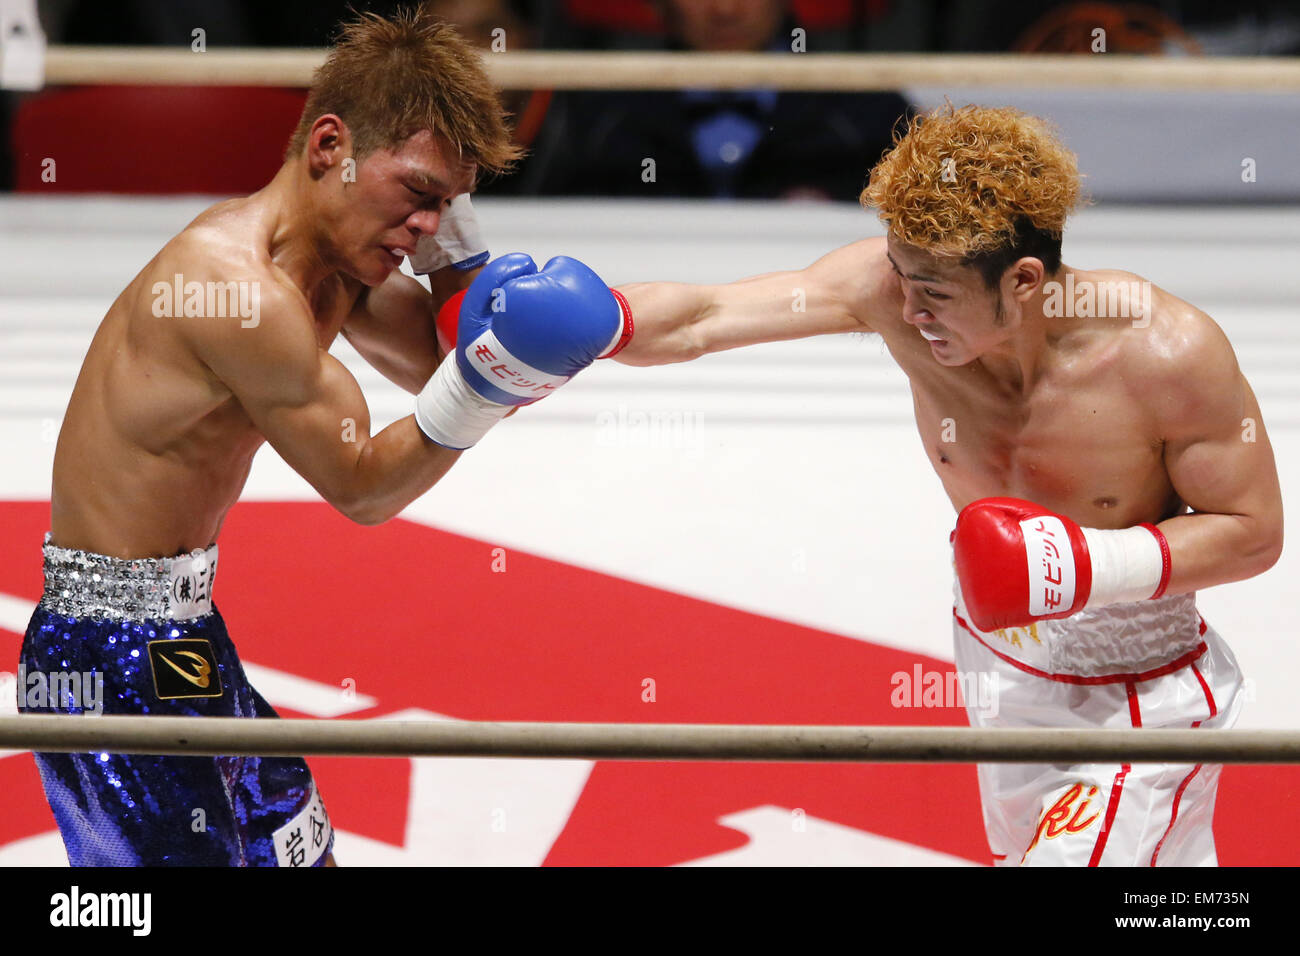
[1012,3,1203,53]
[927,0,1300,53]
[426,0,554,170]
[7,0,1297,194]
[496,0,912,199]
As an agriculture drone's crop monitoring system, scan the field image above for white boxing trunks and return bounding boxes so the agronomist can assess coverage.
[952,579,1242,867]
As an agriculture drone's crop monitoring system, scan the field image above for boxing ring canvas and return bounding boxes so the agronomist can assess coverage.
[1,196,1297,865]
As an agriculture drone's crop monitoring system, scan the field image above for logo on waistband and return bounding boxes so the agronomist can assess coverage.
[170,552,217,614]
[148,639,223,700]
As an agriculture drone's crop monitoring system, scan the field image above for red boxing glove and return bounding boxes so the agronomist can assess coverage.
[953,497,1172,633]
[436,289,467,359]
[434,287,634,361]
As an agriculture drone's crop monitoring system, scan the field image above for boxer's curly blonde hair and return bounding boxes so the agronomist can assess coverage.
[861,104,1083,286]
[285,7,522,177]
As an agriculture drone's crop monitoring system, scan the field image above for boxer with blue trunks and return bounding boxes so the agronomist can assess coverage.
[21,539,333,866]
[20,10,631,867]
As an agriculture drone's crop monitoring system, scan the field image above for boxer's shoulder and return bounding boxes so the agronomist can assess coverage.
[155,240,330,397]
[150,227,262,293]
[163,196,269,268]
[806,236,896,333]
[1067,269,1219,360]
[1099,276,1242,426]
[1120,288,1230,368]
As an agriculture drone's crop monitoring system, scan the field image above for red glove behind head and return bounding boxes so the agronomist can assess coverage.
[436,289,467,359]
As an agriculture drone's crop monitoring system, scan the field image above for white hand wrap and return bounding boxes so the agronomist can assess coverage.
[1080,525,1169,608]
[410,194,488,275]
[415,355,511,450]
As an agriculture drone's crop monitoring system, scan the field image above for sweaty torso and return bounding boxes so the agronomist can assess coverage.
[862,256,1184,531]
[51,198,356,559]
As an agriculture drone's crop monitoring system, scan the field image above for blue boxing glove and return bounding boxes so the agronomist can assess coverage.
[415,253,633,449]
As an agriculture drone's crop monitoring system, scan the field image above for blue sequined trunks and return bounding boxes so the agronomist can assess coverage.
[18,537,333,867]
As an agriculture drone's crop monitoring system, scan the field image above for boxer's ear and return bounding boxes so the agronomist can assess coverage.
[305,114,350,177]
[1007,257,1046,302]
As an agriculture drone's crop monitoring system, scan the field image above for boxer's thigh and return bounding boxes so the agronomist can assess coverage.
[21,606,329,866]
[1097,635,1241,868]
[1023,653,1237,868]
[226,684,335,868]
[20,609,243,864]
[953,623,1168,865]
[1018,760,1220,866]
[30,749,245,865]
[952,627,1101,863]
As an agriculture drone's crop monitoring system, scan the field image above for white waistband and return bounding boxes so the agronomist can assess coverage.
[953,576,1204,679]
[40,533,219,621]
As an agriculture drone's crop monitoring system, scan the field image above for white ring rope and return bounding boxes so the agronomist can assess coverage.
[29,47,1300,92]
[2,715,1298,763]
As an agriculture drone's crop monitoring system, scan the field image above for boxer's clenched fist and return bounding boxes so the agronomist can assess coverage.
[435,260,632,364]
[953,497,1172,632]
[417,253,633,449]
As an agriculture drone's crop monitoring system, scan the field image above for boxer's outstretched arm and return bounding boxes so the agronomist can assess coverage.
[187,276,461,526]
[1151,316,1283,593]
[612,238,886,366]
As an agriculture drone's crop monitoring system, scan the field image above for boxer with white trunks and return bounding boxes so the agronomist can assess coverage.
[19,10,630,866]
[613,103,1283,866]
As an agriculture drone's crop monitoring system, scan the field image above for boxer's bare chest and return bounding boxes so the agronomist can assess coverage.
[113,273,354,454]
[882,328,1179,530]
[52,273,359,555]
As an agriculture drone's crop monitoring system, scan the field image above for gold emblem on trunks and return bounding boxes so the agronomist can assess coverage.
[993,622,1042,649]
[158,650,212,688]
[147,639,223,700]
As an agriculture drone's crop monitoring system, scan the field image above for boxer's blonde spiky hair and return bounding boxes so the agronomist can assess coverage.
[861,104,1084,284]
[285,7,523,177]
